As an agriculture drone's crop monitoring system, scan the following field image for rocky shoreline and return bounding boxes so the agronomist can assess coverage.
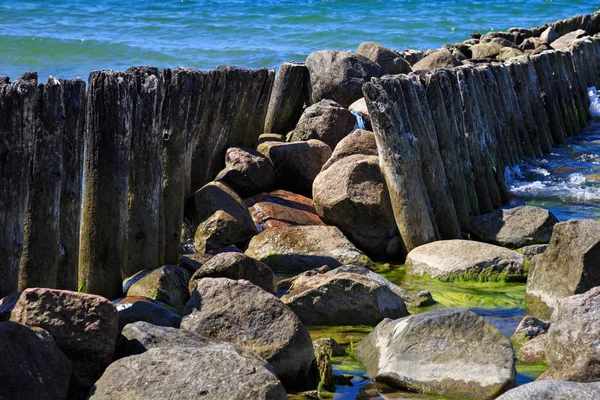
[1,9,600,400]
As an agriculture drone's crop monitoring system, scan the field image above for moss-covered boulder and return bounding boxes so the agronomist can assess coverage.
[357,308,515,399]
[124,265,190,313]
[516,333,547,363]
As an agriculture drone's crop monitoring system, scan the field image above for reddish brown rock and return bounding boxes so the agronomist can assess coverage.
[245,190,325,230]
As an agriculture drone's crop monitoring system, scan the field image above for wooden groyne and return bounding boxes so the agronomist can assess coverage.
[365,36,600,254]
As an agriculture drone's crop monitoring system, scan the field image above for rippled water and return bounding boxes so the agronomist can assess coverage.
[1,0,599,80]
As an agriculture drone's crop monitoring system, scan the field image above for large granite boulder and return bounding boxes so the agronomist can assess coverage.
[0,321,72,400]
[313,154,400,259]
[496,380,600,400]
[357,308,515,399]
[321,129,378,171]
[10,288,118,398]
[245,190,325,230]
[258,139,332,196]
[540,27,559,44]
[289,99,357,149]
[124,265,191,313]
[470,206,558,248]
[305,50,382,108]
[405,240,525,280]
[88,346,287,400]
[115,296,181,330]
[546,287,600,381]
[181,278,316,390]
[525,219,600,319]
[356,42,412,75]
[470,42,504,59]
[245,225,373,273]
[412,49,463,71]
[215,147,276,198]
[281,272,408,326]
[188,252,277,294]
[194,209,258,253]
[550,29,588,49]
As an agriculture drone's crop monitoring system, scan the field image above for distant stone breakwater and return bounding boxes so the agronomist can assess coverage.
[1,10,599,300]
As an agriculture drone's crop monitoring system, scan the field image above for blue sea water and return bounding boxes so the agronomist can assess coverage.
[1,0,599,81]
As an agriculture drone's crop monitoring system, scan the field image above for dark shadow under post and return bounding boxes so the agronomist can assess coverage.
[0,73,38,297]
[79,70,134,300]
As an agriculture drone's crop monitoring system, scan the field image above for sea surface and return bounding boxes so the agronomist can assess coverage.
[1,0,600,81]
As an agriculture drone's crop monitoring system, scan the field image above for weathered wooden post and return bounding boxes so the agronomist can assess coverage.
[79,70,134,299]
[363,76,439,253]
[123,66,163,278]
[264,62,308,134]
[522,58,554,153]
[546,50,579,137]
[0,73,38,297]
[56,78,86,291]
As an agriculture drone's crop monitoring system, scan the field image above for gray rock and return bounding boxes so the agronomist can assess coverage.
[550,29,588,49]
[470,42,505,59]
[522,244,548,260]
[540,27,559,44]
[0,321,72,400]
[510,316,550,347]
[215,147,276,198]
[194,209,258,254]
[525,220,600,319]
[305,50,382,107]
[470,206,558,248]
[321,129,378,171]
[519,37,547,51]
[496,380,600,400]
[181,278,315,390]
[188,252,277,294]
[115,296,181,330]
[357,308,515,399]
[281,272,408,326]
[497,47,525,62]
[125,265,191,313]
[313,154,399,259]
[245,225,373,273]
[406,240,525,280]
[356,42,412,75]
[88,346,287,400]
[412,49,463,71]
[289,99,357,149]
[516,333,547,363]
[546,287,600,381]
[0,292,20,321]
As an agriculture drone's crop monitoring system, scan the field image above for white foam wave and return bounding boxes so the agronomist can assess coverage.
[588,87,600,118]
[568,173,586,185]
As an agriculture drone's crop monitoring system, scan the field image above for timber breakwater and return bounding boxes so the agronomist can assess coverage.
[1,9,600,400]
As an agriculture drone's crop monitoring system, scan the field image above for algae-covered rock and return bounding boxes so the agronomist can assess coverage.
[406,240,525,280]
[525,219,600,319]
[194,209,258,253]
[281,272,408,326]
[245,225,373,273]
[125,265,191,313]
[357,308,515,399]
[516,333,547,363]
[88,346,287,400]
[496,380,600,400]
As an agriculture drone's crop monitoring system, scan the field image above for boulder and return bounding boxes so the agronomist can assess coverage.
[258,139,332,196]
[214,147,276,198]
[181,278,316,390]
[470,42,505,59]
[470,206,558,248]
[525,220,600,319]
[356,42,412,75]
[245,225,373,273]
[281,272,408,325]
[245,190,325,230]
[88,346,287,400]
[305,50,382,107]
[321,129,378,171]
[185,180,257,238]
[194,209,258,253]
[256,133,284,151]
[546,287,600,381]
[497,47,525,62]
[411,49,462,71]
[313,337,346,357]
[124,265,191,313]
[496,380,600,400]
[510,316,550,347]
[522,244,548,260]
[115,320,211,359]
[289,99,357,149]
[0,291,20,321]
[10,288,118,398]
[313,154,399,259]
[188,252,277,294]
[550,29,588,49]
[540,26,559,44]
[178,253,214,274]
[405,240,526,280]
[115,296,181,330]
[490,37,518,48]
[327,265,434,307]
[516,333,547,363]
[519,37,546,51]
[0,321,72,400]
[357,308,515,399]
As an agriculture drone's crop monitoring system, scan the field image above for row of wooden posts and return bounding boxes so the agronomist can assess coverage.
[0,66,274,299]
[365,36,600,254]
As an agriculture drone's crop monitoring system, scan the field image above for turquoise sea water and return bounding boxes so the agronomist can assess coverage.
[1,0,599,80]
